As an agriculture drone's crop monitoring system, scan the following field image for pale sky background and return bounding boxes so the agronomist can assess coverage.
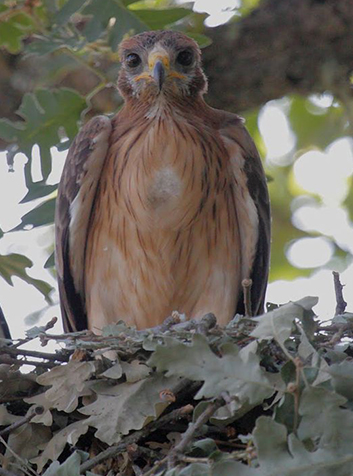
[1,0,353,340]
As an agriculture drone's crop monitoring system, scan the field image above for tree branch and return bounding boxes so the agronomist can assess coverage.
[167,395,226,469]
[0,346,70,363]
[242,279,253,317]
[203,0,353,112]
[0,406,44,438]
[332,271,347,315]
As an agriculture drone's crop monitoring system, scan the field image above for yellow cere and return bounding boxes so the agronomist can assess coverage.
[148,52,170,70]
[133,51,187,82]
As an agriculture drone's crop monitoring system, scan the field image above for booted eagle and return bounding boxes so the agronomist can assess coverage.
[55,30,271,333]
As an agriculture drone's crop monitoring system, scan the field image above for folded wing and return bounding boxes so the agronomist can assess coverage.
[220,113,271,316]
[55,116,112,332]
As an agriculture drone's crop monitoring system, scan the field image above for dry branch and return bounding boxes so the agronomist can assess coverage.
[332,271,347,316]
[167,395,226,470]
[0,406,44,438]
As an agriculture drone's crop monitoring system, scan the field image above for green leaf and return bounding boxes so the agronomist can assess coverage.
[81,0,148,51]
[13,198,56,231]
[20,181,57,203]
[55,0,90,25]
[186,32,212,48]
[328,360,353,401]
[25,32,86,56]
[250,297,318,346]
[178,464,211,476]
[250,415,353,475]
[191,438,217,456]
[131,8,191,30]
[149,335,274,404]
[0,7,35,53]
[298,386,353,456]
[240,0,261,16]
[0,88,85,180]
[0,253,53,303]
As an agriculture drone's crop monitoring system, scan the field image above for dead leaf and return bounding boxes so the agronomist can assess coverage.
[31,420,89,472]
[121,360,151,383]
[36,360,96,412]
[80,375,178,445]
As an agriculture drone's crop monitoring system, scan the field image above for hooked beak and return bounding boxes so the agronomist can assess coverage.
[152,60,165,92]
[149,51,170,92]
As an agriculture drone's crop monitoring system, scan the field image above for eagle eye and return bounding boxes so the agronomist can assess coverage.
[126,53,141,68]
[176,50,193,67]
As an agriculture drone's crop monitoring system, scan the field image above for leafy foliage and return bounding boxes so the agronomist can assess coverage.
[149,334,274,403]
[0,252,53,302]
[1,298,353,474]
[0,88,86,183]
[0,5,35,53]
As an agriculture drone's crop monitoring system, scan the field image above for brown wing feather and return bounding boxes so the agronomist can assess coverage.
[55,115,112,332]
[219,112,271,316]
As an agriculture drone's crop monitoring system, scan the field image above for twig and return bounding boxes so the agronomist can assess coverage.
[149,313,183,334]
[143,455,210,476]
[79,404,194,473]
[0,347,70,363]
[196,313,217,335]
[180,456,209,464]
[325,323,352,347]
[242,279,253,317]
[0,355,57,369]
[0,436,39,476]
[12,317,58,349]
[0,406,44,437]
[168,395,226,469]
[332,271,347,316]
[142,456,168,476]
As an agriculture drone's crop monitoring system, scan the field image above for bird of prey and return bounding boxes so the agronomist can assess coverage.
[55,30,270,333]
